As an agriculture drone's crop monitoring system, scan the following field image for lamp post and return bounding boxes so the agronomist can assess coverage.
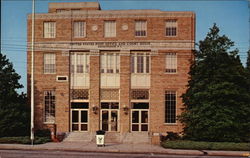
[30,0,35,145]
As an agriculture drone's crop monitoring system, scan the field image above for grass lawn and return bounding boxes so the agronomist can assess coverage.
[0,136,51,144]
[161,140,250,151]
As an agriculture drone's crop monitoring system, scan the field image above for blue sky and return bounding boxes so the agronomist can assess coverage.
[1,0,249,93]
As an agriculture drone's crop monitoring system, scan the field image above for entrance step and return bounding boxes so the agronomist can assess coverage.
[63,132,94,142]
[104,132,121,143]
[63,132,151,144]
[122,132,151,144]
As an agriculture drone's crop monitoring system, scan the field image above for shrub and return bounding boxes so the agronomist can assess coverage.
[0,136,51,144]
[160,132,181,142]
[35,129,51,138]
[161,140,250,151]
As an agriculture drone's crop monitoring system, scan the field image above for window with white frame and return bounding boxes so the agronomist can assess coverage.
[165,91,176,123]
[44,53,56,74]
[131,53,150,73]
[166,20,177,36]
[101,53,120,73]
[70,53,89,74]
[56,9,66,13]
[165,53,177,73]
[44,22,56,38]
[44,90,55,123]
[104,21,116,37]
[135,20,147,37]
[74,21,86,38]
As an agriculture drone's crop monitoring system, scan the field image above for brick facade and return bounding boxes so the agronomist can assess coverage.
[27,2,195,144]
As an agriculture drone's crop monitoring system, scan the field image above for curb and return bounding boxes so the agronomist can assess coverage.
[0,145,248,157]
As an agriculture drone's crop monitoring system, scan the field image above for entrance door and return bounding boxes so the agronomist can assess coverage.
[100,102,119,131]
[71,109,88,132]
[131,110,149,132]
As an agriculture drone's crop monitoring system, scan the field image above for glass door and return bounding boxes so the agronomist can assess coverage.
[100,102,119,132]
[71,109,88,132]
[131,109,149,132]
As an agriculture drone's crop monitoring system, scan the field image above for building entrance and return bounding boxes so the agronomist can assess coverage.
[131,103,149,132]
[70,102,89,132]
[100,102,119,131]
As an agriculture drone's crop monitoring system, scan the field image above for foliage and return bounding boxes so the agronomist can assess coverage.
[35,129,51,138]
[160,132,181,141]
[246,49,250,71]
[179,24,250,142]
[161,140,250,151]
[0,52,30,137]
[0,136,51,144]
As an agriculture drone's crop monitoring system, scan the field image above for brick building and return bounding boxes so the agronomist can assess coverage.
[27,2,195,144]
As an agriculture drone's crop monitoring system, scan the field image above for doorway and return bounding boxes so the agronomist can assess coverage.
[100,102,119,132]
[131,103,149,132]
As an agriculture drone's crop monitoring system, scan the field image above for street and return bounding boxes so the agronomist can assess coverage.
[0,150,245,158]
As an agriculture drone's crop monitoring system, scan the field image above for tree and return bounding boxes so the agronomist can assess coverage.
[246,49,250,71]
[0,52,29,137]
[179,24,250,142]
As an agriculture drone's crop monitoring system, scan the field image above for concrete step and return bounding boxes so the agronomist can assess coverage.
[63,132,151,144]
[63,132,94,142]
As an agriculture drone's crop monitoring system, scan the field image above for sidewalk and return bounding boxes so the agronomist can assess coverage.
[0,141,249,157]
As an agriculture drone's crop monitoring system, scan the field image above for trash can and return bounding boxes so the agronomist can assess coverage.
[96,130,105,147]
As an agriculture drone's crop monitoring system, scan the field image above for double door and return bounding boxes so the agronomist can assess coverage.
[100,102,119,132]
[131,109,149,132]
[71,109,88,132]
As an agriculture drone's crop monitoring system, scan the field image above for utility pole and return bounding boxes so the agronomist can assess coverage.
[31,0,35,145]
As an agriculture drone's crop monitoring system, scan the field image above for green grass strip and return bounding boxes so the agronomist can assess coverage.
[161,140,250,151]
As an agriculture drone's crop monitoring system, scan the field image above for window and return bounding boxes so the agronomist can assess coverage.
[166,20,177,36]
[44,22,56,38]
[104,21,116,37]
[71,53,89,74]
[135,20,147,37]
[44,90,55,123]
[131,53,150,73]
[101,53,120,73]
[131,89,149,100]
[56,9,66,13]
[165,53,177,73]
[165,91,176,123]
[74,22,86,38]
[44,53,56,74]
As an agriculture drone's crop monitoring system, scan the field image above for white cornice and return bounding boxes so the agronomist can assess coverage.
[27,10,195,19]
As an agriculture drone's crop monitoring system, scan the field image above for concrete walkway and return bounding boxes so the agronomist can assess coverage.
[0,142,249,157]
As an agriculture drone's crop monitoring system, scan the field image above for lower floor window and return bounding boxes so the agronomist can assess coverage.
[165,91,176,123]
[44,90,55,123]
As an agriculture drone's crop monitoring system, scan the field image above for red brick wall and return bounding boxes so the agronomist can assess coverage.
[27,9,195,137]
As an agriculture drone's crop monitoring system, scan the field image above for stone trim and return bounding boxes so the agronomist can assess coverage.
[27,10,195,19]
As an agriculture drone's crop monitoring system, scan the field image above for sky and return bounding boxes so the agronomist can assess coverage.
[1,0,250,93]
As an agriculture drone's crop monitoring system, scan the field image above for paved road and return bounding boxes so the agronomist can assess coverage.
[0,150,246,158]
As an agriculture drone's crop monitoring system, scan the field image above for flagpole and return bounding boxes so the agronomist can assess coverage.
[31,0,35,145]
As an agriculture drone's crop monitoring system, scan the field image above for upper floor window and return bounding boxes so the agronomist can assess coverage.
[165,53,177,73]
[165,91,176,124]
[56,9,66,13]
[135,20,147,37]
[166,20,177,36]
[71,53,89,74]
[101,53,120,73]
[44,22,56,38]
[74,21,86,38]
[44,53,56,74]
[104,21,116,37]
[44,90,55,123]
[131,53,150,73]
